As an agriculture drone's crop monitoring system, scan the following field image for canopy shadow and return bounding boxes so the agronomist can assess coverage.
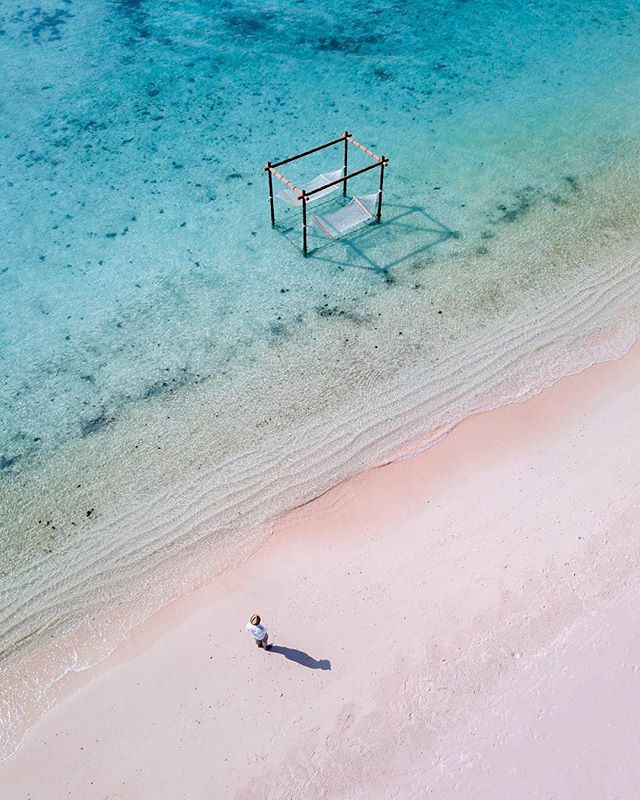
[274,201,460,276]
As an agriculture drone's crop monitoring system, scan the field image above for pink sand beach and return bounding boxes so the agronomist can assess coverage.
[2,344,640,799]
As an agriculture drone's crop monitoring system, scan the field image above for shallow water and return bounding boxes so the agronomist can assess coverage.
[2,0,640,758]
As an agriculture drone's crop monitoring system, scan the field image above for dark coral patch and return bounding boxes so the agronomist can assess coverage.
[17,7,73,42]
[316,305,371,326]
[80,411,114,437]
[564,175,581,193]
[224,12,273,37]
[317,33,381,53]
[141,368,193,400]
[269,322,288,337]
[0,454,19,470]
[496,187,538,224]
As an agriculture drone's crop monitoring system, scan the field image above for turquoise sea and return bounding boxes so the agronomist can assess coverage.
[2,0,640,757]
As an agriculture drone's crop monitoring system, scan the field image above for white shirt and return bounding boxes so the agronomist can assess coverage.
[246,622,267,641]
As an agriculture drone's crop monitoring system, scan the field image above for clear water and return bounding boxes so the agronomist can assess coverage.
[2,0,640,758]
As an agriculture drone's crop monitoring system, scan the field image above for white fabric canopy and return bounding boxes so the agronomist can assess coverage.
[277,168,345,206]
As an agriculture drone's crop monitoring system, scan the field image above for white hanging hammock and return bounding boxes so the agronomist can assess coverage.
[310,193,379,238]
[277,168,345,206]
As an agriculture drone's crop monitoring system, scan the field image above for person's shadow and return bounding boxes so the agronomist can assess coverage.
[269,645,331,670]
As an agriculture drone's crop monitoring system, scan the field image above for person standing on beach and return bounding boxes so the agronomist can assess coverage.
[246,614,272,650]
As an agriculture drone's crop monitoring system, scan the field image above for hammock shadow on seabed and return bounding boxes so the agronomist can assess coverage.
[275,202,460,277]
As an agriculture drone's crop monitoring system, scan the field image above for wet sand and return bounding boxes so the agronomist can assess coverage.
[2,344,640,799]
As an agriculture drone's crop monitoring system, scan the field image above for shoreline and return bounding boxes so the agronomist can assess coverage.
[5,228,639,753]
[3,160,640,757]
[2,338,640,797]
[2,297,638,763]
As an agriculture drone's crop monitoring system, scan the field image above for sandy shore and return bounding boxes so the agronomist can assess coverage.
[2,343,640,799]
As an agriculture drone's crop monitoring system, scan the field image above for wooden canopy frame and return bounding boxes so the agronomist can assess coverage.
[264,131,389,255]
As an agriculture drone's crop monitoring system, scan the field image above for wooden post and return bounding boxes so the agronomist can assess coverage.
[301,191,308,256]
[266,162,275,226]
[376,158,386,222]
[343,131,349,196]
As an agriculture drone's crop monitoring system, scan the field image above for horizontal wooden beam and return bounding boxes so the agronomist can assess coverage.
[304,158,388,198]
[346,136,383,162]
[265,166,301,195]
[267,134,349,170]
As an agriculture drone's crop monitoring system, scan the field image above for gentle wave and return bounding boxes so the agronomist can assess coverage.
[2,227,639,759]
